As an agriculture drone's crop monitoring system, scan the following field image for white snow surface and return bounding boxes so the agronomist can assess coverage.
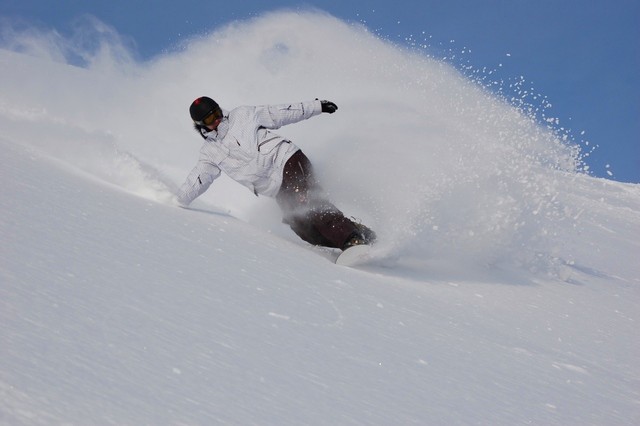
[1,11,639,425]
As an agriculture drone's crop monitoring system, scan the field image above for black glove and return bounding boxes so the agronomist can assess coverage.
[320,100,338,114]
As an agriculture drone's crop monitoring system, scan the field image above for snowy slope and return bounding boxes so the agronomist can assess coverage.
[2,11,639,425]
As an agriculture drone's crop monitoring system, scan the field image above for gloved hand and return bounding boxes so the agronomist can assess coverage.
[320,100,338,114]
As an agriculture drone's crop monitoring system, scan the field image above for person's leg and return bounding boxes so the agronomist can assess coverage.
[276,150,373,249]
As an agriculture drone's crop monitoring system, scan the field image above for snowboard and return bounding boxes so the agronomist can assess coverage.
[335,244,373,267]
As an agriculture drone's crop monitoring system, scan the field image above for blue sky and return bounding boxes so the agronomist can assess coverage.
[2,0,638,183]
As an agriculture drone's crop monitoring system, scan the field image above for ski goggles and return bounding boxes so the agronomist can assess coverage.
[194,108,222,126]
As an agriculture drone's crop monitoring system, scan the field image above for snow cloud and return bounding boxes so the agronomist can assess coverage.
[0,11,585,276]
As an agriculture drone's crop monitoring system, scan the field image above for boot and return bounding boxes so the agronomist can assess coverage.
[342,222,377,250]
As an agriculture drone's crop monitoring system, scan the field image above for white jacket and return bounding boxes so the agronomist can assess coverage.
[177,99,323,206]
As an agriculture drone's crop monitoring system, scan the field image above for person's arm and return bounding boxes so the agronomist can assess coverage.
[176,161,221,207]
[255,99,336,129]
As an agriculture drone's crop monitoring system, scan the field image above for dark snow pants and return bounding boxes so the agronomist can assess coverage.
[276,150,358,249]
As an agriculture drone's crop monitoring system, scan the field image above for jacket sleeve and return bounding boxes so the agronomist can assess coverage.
[176,161,221,206]
[254,99,323,129]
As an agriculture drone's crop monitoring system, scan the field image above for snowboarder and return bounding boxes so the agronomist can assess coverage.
[177,97,376,251]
